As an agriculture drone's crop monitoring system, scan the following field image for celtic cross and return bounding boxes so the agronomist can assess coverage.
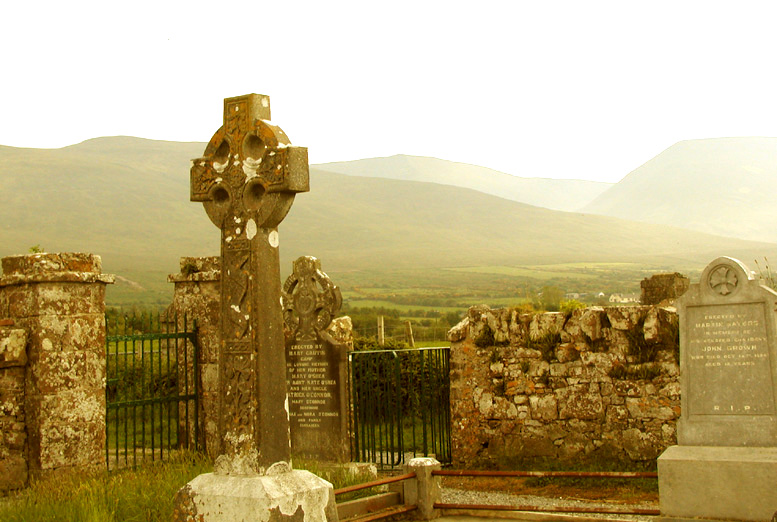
[190,94,309,474]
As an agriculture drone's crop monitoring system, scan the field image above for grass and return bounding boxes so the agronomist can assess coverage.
[490,456,658,498]
[0,453,390,521]
[446,265,598,280]
[0,451,211,522]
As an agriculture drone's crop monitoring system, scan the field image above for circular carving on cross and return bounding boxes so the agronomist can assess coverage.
[282,256,343,342]
[190,94,309,233]
[708,265,739,296]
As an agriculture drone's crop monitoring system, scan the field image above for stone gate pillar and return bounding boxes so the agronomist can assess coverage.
[0,253,113,480]
[168,256,221,457]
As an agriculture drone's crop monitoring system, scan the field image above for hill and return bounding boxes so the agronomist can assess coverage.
[1,136,775,306]
[316,155,612,211]
[580,137,777,242]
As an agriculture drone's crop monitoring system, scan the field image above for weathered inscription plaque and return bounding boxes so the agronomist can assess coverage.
[677,257,777,446]
[686,303,773,415]
[282,256,348,462]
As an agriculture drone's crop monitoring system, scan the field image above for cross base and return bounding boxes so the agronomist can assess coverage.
[173,470,338,522]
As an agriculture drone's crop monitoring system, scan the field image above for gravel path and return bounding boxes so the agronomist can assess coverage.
[440,487,658,521]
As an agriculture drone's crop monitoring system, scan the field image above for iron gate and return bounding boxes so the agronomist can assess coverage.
[349,347,451,468]
[105,312,199,470]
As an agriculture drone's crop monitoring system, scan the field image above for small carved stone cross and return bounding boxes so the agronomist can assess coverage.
[190,94,309,474]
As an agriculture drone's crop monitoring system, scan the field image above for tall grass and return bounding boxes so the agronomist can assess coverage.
[0,454,386,521]
[0,452,211,522]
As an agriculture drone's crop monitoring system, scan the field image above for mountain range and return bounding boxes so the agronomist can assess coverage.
[581,137,777,242]
[1,136,775,305]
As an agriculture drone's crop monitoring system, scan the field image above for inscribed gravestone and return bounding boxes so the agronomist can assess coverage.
[658,256,777,521]
[282,256,349,462]
[189,93,309,474]
[677,256,777,446]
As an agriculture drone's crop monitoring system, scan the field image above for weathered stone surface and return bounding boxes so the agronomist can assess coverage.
[0,252,110,488]
[622,428,663,460]
[641,272,689,306]
[449,304,679,465]
[0,328,27,368]
[677,257,777,446]
[169,256,221,457]
[172,470,336,522]
[659,446,777,521]
[189,94,309,473]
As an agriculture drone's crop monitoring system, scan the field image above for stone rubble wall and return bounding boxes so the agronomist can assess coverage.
[448,304,680,466]
[640,273,689,306]
[0,253,113,491]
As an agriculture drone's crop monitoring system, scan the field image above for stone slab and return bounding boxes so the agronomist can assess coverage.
[658,445,777,521]
[173,469,337,522]
[677,257,777,447]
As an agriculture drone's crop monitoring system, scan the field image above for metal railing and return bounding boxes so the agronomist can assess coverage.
[349,347,451,468]
[105,311,199,470]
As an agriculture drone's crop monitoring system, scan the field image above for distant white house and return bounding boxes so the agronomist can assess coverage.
[609,293,639,304]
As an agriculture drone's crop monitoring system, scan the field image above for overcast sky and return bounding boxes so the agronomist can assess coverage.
[2,1,776,183]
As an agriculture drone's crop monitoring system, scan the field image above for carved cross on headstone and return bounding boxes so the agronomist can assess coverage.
[190,94,309,474]
[282,256,349,461]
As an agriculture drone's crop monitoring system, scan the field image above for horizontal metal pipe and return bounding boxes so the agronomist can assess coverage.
[434,503,660,515]
[333,472,417,496]
[345,504,417,522]
[433,469,657,478]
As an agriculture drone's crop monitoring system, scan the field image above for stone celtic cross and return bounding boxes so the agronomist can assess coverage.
[190,94,309,474]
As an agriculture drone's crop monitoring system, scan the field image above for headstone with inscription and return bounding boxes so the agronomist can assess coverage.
[282,256,349,462]
[173,94,337,522]
[658,257,777,521]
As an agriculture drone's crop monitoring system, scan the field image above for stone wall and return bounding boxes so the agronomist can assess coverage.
[640,273,690,305]
[0,253,112,491]
[448,304,680,466]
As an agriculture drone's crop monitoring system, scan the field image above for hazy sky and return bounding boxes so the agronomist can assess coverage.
[2,1,776,183]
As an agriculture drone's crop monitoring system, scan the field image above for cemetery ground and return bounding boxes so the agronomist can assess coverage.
[0,452,658,522]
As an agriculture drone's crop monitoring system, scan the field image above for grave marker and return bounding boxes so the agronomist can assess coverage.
[189,93,308,474]
[282,256,348,461]
[175,95,336,522]
[677,256,777,446]
[659,256,777,521]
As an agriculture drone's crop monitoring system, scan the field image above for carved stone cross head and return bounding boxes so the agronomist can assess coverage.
[282,256,342,342]
[190,94,309,232]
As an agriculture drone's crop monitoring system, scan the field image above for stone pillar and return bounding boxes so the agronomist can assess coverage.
[0,253,113,480]
[0,322,29,491]
[403,457,442,520]
[169,256,221,458]
[640,272,689,305]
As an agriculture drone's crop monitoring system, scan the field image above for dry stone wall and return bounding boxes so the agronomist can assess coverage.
[448,304,680,466]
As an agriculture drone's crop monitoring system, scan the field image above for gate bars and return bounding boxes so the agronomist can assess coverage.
[105,311,199,470]
[349,347,451,468]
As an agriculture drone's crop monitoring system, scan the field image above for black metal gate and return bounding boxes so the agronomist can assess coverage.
[105,312,199,470]
[349,347,451,468]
